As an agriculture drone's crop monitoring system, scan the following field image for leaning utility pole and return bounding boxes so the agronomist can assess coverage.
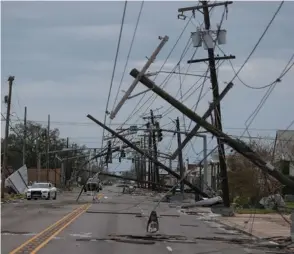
[170,82,233,160]
[178,1,234,207]
[109,35,169,120]
[129,68,294,189]
[23,106,27,165]
[87,114,209,197]
[1,76,15,199]
[176,117,184,193]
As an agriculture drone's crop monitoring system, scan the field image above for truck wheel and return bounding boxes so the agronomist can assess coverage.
[53,192,57,200]
[27,198,31,200]
[46,193,51,200]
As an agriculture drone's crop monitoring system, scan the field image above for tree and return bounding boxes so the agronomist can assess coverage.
[227,138,282,206]
[1,121,89,180]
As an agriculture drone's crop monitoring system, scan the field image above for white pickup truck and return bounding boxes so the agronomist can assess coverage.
[26,182,57,200]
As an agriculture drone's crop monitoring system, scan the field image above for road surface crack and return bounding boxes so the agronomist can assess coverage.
[1,230,32,235]
[86,211,141,215]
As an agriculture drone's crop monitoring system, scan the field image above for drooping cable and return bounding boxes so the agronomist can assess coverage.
[100,1,128,157]
[111,1,145,112]
[228,1,284,84]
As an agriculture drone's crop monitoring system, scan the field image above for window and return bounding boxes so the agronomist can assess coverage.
[31,183,50,189]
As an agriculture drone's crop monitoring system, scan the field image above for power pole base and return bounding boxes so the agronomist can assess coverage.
[291,211,294,242]
[211,204,235,217]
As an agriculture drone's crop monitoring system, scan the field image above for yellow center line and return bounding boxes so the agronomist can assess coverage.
[31,204,91,253]
[9,204,91,254]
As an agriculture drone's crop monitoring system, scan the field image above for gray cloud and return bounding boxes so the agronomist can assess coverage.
[1,1,294,166]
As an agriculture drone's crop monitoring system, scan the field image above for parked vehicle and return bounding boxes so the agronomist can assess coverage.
[26,182,57,200]
[84,178,101,192]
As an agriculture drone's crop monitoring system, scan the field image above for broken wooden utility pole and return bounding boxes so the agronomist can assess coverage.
[23,106,27,166]
[129,68,294,190]
[178,0,235,208]
[109,35,169,120]
[176,117,185,193]
[2,76,15,199]
[87,114,209,197]
[171,82,233,160]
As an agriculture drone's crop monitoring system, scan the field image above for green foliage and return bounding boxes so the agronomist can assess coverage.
[227,139,281,206]
[233,196,250,207]
[1,121,89,175]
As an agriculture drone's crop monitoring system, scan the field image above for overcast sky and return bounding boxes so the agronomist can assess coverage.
[1,1,294,172]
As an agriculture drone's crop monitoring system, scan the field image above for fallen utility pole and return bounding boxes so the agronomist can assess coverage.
[129,68,294,189]
[56,153,92,187]
[171,82,233,160]
[99,172,169,189]
[76,144,130,177]
[87,114,209,197]
[86,145,129,167]
[2,76,15,199]
[109,35,169,120]
[82,159,197,193]
[76,145,128,202]
[176,117,184,193]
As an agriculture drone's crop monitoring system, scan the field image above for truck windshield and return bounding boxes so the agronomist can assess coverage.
[31,183,49,188]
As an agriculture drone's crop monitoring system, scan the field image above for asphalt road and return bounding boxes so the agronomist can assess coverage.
[1,186,277,254]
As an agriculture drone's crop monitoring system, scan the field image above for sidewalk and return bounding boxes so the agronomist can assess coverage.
[185,206,291,239]
[217,213,291,239]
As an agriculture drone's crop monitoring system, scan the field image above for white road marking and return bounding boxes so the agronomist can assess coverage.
[1,232,36,236]
[70,232,92,238]
[166,246,173,252]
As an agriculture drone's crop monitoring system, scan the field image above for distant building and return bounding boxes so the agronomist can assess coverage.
[273,130,294,176]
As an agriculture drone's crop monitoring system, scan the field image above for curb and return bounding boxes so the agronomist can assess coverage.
[214,219,260,239]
